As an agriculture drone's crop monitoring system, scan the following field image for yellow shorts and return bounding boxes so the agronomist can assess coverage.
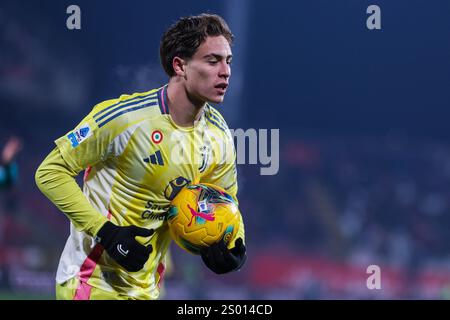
[56,277,130,300]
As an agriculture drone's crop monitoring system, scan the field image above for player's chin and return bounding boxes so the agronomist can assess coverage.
[208,94,226,104]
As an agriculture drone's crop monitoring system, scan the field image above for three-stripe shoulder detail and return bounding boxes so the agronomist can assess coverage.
[205,105,228,132]
[94,92,158,128]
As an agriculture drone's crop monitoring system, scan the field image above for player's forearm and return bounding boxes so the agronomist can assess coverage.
[35,148,108,237]
[233,212,245,247]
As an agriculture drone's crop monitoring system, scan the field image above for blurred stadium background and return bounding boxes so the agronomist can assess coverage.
[1,0,450,299]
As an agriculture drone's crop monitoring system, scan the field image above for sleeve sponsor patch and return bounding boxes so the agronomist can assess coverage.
[67,123,92,147]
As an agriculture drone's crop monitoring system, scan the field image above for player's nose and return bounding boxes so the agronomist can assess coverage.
[218,62,230,79]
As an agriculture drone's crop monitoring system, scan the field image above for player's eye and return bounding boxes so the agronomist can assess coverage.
[208,60,219,65]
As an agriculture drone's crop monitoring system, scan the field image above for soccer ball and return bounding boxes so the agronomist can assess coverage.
[167,183,240,255]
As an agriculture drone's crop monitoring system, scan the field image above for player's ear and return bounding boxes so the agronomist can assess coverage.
[172,57,187,77]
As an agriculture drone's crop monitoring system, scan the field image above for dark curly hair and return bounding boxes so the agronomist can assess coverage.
[160,14,233,77]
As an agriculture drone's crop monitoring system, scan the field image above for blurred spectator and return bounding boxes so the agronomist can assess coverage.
[0,136,22,189]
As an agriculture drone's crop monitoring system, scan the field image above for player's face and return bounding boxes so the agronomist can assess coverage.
[185,36,232,104]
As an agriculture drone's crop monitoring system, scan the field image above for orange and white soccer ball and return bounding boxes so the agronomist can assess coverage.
[167,183,240,254]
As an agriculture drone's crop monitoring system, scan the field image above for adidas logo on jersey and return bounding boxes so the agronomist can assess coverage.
[143,150,164,166]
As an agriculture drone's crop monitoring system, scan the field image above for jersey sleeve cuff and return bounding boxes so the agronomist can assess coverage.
[85,214,109,238]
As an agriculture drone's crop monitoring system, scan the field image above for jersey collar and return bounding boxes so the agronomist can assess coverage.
[157,84,170,115]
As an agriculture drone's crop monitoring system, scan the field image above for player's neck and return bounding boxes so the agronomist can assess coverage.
[167,80,205,127]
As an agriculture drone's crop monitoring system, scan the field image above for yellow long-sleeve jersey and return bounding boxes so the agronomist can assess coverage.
[35,85,244,299]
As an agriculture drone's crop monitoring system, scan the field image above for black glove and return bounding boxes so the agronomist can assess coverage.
[95,221,154,272]
[201,237,247,274]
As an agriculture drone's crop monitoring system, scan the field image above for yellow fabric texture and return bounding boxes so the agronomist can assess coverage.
[56,278,126,300]
[35,147,108,237]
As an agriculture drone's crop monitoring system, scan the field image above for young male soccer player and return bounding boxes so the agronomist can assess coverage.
[35,13,246,300]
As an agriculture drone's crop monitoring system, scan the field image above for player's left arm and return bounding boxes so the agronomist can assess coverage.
[204,159,245,247]
[200,132,246,274]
